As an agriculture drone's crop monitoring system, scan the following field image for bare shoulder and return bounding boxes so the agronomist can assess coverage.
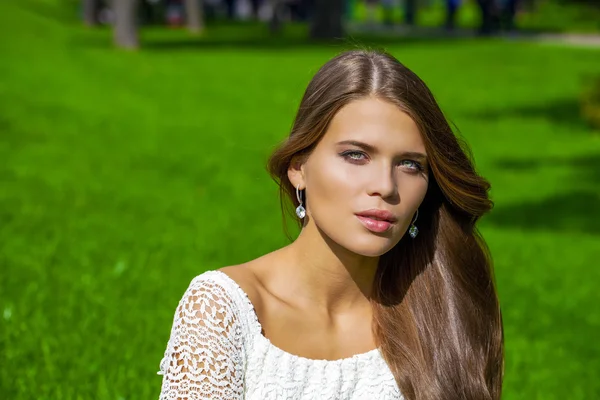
[217,262,267,317]
[217,249,289,327]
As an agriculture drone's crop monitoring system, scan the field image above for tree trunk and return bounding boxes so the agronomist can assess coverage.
[269,0,285,34]
[476,0,498,35]
[114,0,140,49]
[445,0,459,30]
[185,0,204,34]
[83,0,98,26]
[404,0,417,26]
[309,0,344,40]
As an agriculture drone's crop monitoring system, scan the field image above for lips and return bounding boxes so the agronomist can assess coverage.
[355,209,397,233]
[356,216,393,233]
[355,209,397,223]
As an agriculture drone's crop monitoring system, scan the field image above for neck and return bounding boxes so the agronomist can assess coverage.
[276,221,379,316]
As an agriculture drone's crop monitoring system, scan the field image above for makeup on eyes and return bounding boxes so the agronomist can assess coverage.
[336,139,427,161]
[338,149,425,172]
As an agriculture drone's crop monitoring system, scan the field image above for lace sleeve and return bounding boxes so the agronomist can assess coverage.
[158,277,246,400]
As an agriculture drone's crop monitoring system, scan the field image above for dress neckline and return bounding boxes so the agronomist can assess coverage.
[210,270,382,365]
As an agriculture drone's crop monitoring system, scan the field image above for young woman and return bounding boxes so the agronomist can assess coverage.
[158,49,504,400]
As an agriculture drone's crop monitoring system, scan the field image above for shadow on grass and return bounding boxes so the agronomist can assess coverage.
[468,98,591,131]
[72,20,494,52]
[486,191,600,234]
[139,20,600,51]
[142,37,474,52]
[485,154,600,234]
[494,154,600,184]
[140,26,487,52]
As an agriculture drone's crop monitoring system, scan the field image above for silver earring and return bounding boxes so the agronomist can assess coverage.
[295,184,306,219]
[408,209,419,238]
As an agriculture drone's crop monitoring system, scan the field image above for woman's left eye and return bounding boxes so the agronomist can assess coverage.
[400,160,423,171]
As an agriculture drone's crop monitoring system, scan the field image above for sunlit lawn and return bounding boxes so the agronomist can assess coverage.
[1,1,599,399]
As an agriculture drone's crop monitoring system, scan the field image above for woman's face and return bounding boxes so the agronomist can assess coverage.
[290,97,429,257]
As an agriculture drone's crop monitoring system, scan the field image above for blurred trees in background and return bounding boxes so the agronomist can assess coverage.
[477,0,519,35]
[80,0,600,49]
[82,0,99,26]
[184,0,204,34]
[405,0,417,25]
[86,0,348,48]
[113,0,140,49]
[310,0,345,39]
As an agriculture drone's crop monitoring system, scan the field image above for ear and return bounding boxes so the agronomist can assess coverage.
[287,155,306,190]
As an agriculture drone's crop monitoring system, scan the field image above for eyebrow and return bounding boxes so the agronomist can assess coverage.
[336,140,428,161]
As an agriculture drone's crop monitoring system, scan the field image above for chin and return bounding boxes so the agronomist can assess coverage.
[314,219,399,258]
[343,235,397,258]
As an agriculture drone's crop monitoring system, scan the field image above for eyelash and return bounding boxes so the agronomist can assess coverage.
[340,150,424,172]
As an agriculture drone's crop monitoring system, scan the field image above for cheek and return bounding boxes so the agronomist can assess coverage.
[307,160,356,213]
[399,173,428,205]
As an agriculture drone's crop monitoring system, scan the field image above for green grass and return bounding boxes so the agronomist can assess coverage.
[1,1,600,399]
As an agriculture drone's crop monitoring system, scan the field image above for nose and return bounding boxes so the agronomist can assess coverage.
[367,163,398,201]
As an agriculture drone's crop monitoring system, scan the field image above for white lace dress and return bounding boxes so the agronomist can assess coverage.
[158,270,403,400]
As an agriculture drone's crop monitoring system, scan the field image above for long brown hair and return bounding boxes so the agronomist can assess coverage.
[267,50,504,400]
